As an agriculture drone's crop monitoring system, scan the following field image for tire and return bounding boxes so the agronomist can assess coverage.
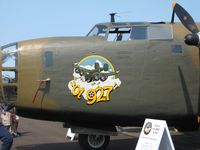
[86,77,93,83]
[78,134,110,150]
[100,74,107,82]
[75,68,80,74]
[93,73,100,81]
[80,70,84,76]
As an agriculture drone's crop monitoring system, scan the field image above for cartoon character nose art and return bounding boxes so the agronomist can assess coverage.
[68,55,121,105]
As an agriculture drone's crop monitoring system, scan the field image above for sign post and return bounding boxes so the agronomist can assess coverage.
[135,119,175,150]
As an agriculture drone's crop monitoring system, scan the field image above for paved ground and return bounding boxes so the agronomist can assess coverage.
[6,117,200,150]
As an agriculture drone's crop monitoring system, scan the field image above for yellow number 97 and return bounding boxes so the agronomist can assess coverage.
[86,89,97,105]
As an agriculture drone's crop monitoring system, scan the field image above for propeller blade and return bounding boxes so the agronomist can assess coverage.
[198,47,200,115]
[172,2,199,34]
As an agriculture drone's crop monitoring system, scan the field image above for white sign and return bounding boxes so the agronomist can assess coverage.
[66,128,76,141]
[135,119,175,150]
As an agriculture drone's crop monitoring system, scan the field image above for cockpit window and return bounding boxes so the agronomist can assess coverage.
[130,25,172,40]
[87,25,108,37]
[148,25,173,40]
[130,26,147,40]
[107,27,131,41]
[87,23,173,41]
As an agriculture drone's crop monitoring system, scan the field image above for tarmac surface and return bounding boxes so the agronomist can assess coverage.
[6,117,200,150]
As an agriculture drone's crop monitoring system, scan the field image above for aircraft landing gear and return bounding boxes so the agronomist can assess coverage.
[78,134,110,150]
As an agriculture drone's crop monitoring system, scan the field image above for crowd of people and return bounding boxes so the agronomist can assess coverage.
[0,103,20,150]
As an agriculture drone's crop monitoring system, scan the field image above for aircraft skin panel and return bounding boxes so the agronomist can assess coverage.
[17,39,48,108]
[14,23,200,126]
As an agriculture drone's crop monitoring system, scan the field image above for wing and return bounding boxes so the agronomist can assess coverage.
[73,63,93,73]
[100,70,119,77]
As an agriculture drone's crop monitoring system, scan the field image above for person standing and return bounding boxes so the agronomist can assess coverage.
[1,111,11,130]
[10,107,20,137]
[0,104,13,150]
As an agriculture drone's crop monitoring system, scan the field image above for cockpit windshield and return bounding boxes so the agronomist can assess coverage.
[87,25,108,37]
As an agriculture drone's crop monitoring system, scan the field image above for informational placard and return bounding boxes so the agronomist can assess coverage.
[135,119,175,150]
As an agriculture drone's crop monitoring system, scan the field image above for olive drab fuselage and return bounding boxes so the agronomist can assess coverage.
[0,22,200,127]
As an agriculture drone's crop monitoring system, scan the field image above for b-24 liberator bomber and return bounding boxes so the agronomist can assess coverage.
[73,62,119,83]
[0,2,200,150]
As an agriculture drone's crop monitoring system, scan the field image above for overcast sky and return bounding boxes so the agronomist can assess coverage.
[0,0,199,45]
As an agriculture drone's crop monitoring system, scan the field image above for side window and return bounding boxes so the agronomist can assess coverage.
[107,27,131,41]
[2,44,18,68]
[130,26,147,40]
[1,43,18,102]
[43,51,53,67]
[148,25,173,40]
[2,70,17,84]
